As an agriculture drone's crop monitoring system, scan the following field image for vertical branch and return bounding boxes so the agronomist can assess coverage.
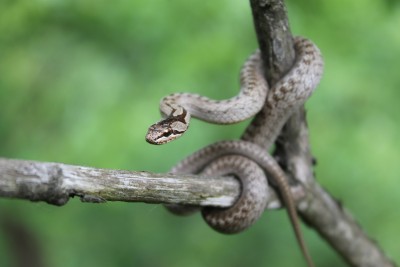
[247,0,397,267]
[249,0,295,84]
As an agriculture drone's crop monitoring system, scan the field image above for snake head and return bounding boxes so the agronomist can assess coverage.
[145,117,189,145]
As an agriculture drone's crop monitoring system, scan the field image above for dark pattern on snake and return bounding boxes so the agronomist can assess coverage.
[146,36,323,267]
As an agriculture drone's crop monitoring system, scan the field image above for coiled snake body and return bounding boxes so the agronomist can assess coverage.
[146,37,323,267]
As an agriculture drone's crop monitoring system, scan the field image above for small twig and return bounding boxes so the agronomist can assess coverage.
[0,157,306,209]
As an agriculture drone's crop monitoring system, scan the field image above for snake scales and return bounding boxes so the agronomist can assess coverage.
[146,36,323,267]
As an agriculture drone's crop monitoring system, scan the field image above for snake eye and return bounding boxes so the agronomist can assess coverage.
[162,131,172,137]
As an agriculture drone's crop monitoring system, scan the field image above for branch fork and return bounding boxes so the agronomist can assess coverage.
[0,1,396,266]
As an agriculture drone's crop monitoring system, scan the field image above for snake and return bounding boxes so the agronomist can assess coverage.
[145,47,267,144]
[146,36,323,267]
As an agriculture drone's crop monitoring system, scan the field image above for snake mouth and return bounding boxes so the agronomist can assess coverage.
[145,137,171,145]
[145,134,181,145]
[145,137,161,145]
[145,132,166,145]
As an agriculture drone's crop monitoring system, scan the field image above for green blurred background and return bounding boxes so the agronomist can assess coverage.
[0,0,399,266]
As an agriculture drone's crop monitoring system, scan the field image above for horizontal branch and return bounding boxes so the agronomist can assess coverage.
[0,157,306,209]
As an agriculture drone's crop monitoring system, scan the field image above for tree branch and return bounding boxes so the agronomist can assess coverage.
[0,2,396,267]
[247,0,396,267]
[0,157,306,209]
[249,0,295,83]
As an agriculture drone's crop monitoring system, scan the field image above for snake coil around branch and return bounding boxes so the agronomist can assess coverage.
[146,36,323,267]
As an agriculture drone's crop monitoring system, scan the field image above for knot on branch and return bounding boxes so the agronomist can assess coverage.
[15,162,70,206]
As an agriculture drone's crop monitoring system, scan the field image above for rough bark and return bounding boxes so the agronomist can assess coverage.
[247,1,397,267]
[0,157,305,209]
[0,1,397,267]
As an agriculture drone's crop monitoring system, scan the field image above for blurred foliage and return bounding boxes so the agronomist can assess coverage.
[0,0,399,266]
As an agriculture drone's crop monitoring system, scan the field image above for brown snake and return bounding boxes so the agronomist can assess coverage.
[146,37,324,267]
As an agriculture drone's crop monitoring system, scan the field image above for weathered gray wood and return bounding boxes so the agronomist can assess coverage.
[0,157,306,209]
[0,1,396,266]
[0,157,238,206]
